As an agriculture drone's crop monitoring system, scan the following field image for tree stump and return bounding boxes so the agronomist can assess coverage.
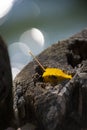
[13,29,87,130]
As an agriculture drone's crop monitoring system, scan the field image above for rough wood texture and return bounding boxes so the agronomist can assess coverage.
[0,36,14,130]
[13,29,87,130]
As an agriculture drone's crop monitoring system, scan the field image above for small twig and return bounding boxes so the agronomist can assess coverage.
[29,50,45,72]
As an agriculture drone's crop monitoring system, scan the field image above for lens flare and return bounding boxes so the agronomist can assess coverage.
[8,42,31,79]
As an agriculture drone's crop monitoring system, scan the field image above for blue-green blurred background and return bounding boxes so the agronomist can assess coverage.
[0,0,87,46]
[0,0,87,79]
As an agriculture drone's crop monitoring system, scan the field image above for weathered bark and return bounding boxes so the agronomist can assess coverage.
[0,36,14,130]
[13,29,87,130]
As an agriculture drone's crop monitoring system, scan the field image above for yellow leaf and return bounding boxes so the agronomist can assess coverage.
[29,50,72,84]
[42,68,72,83]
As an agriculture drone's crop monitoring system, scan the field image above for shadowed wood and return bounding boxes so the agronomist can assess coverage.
[0,36,14,130]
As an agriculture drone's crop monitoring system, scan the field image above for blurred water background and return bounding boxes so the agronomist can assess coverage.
[0,0,87,79]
